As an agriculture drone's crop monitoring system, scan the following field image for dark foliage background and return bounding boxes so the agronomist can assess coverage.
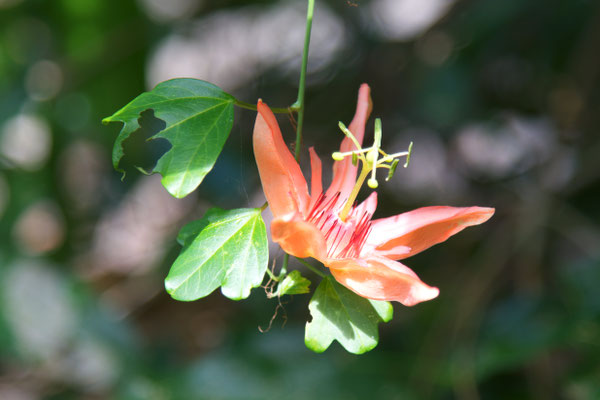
[1,0,599,398]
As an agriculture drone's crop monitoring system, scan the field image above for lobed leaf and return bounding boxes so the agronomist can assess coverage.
[165,208,268,301]
[274,270,311,297]
[103,78,235,198]
[305,276,393,354]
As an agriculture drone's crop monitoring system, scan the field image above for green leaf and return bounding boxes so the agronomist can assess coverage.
[176,218,210,246]
[103,78,235,198]
[165,208,268,301]
[274,270,311,297]
[305,276,393,354]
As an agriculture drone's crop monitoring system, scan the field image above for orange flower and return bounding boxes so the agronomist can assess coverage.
[253,84,494,306]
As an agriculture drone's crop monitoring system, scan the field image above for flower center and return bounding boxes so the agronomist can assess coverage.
[333,118,413,222]
[306,192,372,259]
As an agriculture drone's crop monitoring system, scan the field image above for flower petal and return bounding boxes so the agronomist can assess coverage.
[308,147,322,210]
[325,84,372,202]
[367,206,495,259]
[351,191,377,218]
[327,255,439,306]
[271,213,327,260]
[254,100,310,218]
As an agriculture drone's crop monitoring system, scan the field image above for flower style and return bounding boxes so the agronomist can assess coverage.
[253,84,494,306]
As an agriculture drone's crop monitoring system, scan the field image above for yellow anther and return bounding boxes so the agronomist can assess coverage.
[332,152,344,161]
[386,159,400,181]
[367,178,379,189]
[403,141,413,168]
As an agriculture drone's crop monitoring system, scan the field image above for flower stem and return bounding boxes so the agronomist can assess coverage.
[280,254,288,279]
[292,0,315,161]
[295,257,326,278]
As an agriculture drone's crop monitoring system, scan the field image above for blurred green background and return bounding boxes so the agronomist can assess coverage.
[1,0,599,398]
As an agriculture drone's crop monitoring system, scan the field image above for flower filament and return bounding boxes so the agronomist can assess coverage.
[334,119,413,221]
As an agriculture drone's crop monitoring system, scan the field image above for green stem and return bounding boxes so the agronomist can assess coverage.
[234,99,291,114]
[280,254,289,279]
[295,257,326,278]
[292,0,315,161]
[265,267,280,282]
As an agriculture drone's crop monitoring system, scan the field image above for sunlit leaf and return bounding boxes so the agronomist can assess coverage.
[305,276,393,354]
[274,270,311,296]
[103,78,235,198]
[165,208,268,301]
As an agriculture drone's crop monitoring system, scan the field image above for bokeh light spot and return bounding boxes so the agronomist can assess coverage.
[366,0,456,41]
[25,59,63,101]
[0,114,52,171]
[13,200,66,255]
[2,260,77,360]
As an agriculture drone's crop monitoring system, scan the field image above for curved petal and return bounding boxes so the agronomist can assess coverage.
[351,191,377,218]
[271,213,327,261]
[367,206,495,259]
[308,147,322,210]
[327,256,439,306]
[325,84,372,202]
[254,100,310,218]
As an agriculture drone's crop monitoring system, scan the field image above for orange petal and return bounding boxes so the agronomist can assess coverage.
[308,147,322,210]
[368,206,495,259]
[271,213,327,261]
[327,256,439,306]
[253,100,310,218]
[325,84,372,202]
